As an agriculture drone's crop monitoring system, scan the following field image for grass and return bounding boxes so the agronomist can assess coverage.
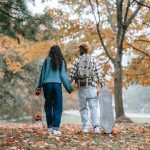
[0,122,150,150]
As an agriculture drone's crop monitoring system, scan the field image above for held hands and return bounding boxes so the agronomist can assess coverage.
[35,88,41,96]
[67,88,73,94]
[67,90,72,94]
[96,88,100,96]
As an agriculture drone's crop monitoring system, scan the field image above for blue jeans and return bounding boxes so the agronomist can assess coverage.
[43,83,62,130]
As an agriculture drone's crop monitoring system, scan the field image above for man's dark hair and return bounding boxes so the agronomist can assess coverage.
[79,44,89,55]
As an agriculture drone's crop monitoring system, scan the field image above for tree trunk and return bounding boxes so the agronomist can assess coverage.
[114,59,125,119]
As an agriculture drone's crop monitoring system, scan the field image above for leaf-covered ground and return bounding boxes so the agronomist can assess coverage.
[0,122,150,150]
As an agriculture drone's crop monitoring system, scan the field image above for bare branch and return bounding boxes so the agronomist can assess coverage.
[135,39,150,43]
[124,0,131,22]
[138,19,150,26]
[128,43,150,58]
[134,0,150,9]
[125,71,150,77]
[105,0,117,33]
[88,0,98,24]
[95,0,101,24]
[0,3,22,12]
[88,0,114,63]
[0,9,24,21]
[125,0,145,27]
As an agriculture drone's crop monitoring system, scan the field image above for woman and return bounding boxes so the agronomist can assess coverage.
[35,45,73,135]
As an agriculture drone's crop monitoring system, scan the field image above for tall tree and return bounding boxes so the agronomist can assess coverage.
[88,0,150,119]
[58,0,150,119]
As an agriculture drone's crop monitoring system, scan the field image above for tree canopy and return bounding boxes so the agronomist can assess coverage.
[0,0,54,41]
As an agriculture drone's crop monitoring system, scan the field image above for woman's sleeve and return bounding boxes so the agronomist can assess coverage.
[36,58,47,88]
[60,62,73,93]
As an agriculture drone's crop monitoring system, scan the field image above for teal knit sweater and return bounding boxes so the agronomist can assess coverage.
[37,57,73,93]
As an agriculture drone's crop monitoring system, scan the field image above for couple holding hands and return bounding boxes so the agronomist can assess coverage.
[35,44,104,136]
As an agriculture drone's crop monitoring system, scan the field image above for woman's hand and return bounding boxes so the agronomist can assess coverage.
[35,88,41,95]
[67,89,73,94]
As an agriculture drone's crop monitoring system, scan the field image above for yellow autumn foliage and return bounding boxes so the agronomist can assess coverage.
[0,71,4,78]
[7,61,22,74]
[0,36,53,74]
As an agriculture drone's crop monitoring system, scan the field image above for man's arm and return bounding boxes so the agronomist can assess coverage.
[93,58,103,87]
[69,58,78,82]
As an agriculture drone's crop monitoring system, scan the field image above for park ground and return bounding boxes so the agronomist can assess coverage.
[0,122,150,150]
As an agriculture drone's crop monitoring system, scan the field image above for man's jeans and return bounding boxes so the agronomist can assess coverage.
[43,83,62,130]
[78,85,99,130]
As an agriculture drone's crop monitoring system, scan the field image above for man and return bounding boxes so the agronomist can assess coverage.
[69,43,102,134]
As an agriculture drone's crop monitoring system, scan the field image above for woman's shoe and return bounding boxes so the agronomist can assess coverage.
[53,130,61,136]
[48,127,53,134]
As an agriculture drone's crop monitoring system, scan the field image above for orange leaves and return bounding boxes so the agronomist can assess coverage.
[4,139,15,146]
[104,63,110,73]
[5,58,11,66]
[5,58,22,74]
[22,42,50,65]
[56,140,66,146]
[80,140,95,147]
[112,129,118,135]
[123,35,150,87]
[0,35,52,74]
[0,36,18,49]
[35,141,45,147]
[0,71,4,78]
[61,124,81,135]
[0,122,150,149]
[145,133,150,137]
[127,145,145,150]
[47,8,81,38]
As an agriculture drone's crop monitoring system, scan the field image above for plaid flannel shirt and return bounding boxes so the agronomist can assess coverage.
[69,54,102,87]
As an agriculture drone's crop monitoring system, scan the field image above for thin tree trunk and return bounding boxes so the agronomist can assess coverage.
[115,0,126,118]
[114,59,125,119]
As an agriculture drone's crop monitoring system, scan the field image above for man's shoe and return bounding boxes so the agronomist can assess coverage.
[53,130,61,136]
[48,127,53,134]
[94,126,100,134]
[82,128,89,134]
